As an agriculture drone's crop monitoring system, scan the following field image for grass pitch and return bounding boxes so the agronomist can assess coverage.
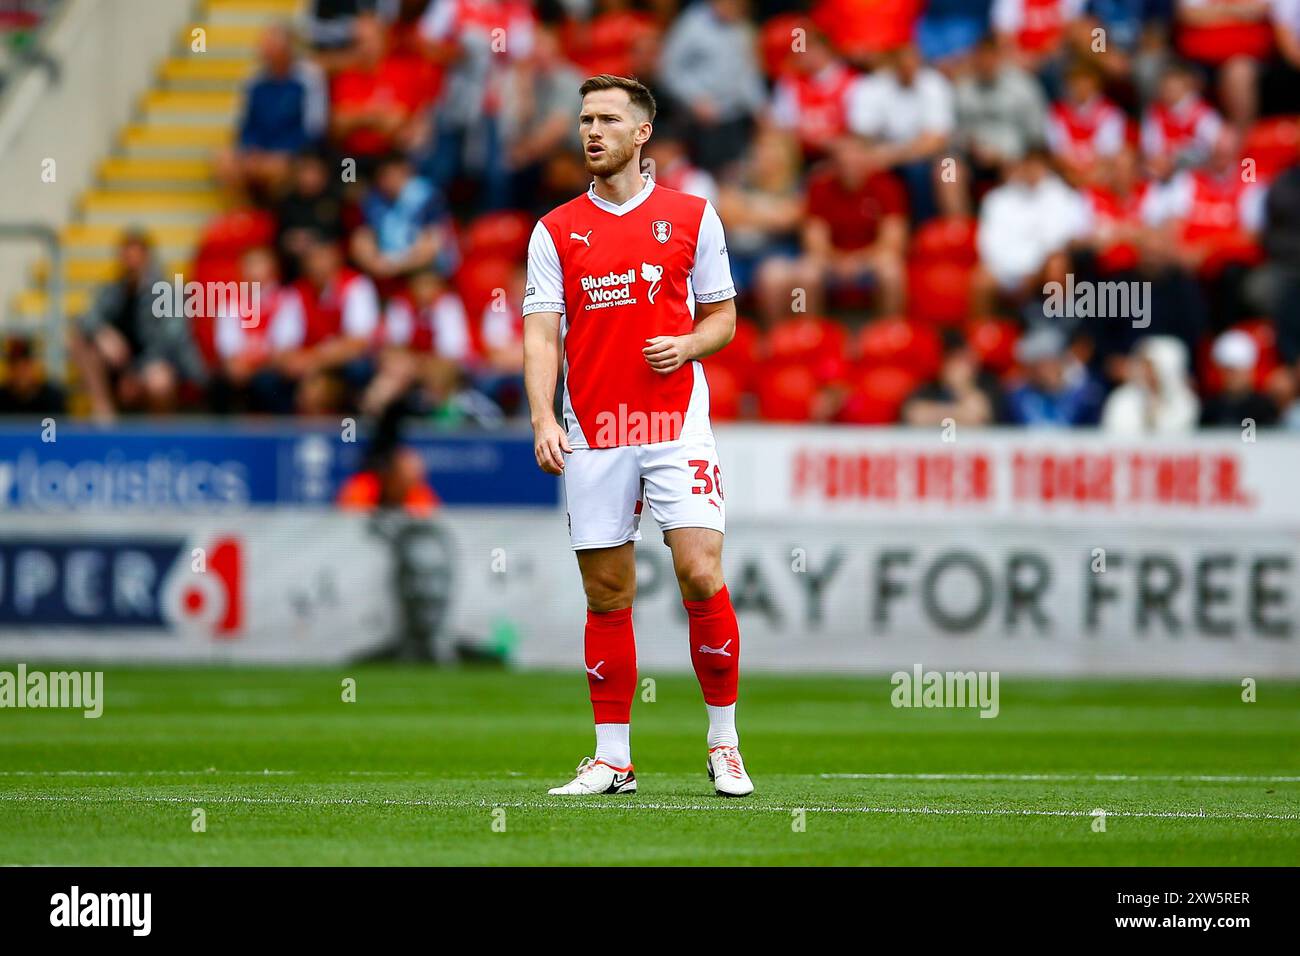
[1,666,1297,866]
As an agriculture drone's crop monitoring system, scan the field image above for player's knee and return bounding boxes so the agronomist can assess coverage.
[675,561,723,602]
[582,570,635,613]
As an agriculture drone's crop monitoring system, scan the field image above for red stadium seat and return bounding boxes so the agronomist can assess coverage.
[836,364,918,425]
[908,261,973,326]
[909,216,977,266]
[765,315,849,380]
[704,362,744,421]
[195,208,276,264]
[460,211,533,262]
[455,255,515,321]
[755,361,821,422]
[1242,116,1300,180]
[709,316,762,391]
[965,315,1020,374]
[856,315,942,380]
[728,317,762,366]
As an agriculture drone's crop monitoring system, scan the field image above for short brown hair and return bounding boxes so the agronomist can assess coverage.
[578,74,657,123]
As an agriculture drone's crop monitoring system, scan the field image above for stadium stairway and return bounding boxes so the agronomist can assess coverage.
[9,0,302,409]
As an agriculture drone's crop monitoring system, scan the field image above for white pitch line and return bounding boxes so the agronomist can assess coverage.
[0,770,297,778]
[2,769,1297,783]
[0,792,1296,822]
[820,773,1300,783]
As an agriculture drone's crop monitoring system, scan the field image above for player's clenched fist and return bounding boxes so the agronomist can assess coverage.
[533,418,572,474]
[643,335,695,374]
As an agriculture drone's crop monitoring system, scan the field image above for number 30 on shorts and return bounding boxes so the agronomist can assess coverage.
[689,459,724,499]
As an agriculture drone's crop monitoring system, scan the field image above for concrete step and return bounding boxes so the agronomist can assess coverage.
[205,0,304,15]
[32,257,191,289]
[119,124,232,155]
[159,56,256,87]
[99,157,215,189]
[81,190,226,224]
[62,223,204,252]
[179,23,262,53]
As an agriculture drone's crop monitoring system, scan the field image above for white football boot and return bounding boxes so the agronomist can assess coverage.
[547,757,637,795]
[707,745,754,797]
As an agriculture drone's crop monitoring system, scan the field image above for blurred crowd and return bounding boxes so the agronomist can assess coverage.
[29,0,1300,434]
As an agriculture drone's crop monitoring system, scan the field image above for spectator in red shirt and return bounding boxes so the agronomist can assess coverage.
[1076,146,1152,275]
[362,266,473,415]
[272,233,381,414]
[768,28,857,160]
[212,246,296,414]
[329,13,430,169]
[993,0,1086,93]
[812,0,922,66]
[1046,62,1128,185]
[1140,61,1224,180]
[561,0,660,79]
[1176,0,1274,127]
[756,133,909,319]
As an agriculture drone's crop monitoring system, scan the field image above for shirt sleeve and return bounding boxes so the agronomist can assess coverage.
[1241,184,1267,234]
[215,310,242,360]
[991,0,1021,34]
[384,298,413,347]
[1095,108,1126,156]
[342,276,381,339]
[769,79,799,130]
[418,0,458,41]
[521,221,566,317]
[435,294,473,361]
[920,74,955,136]
[269,288,305,350]
[1144,112,1164,158]
[691,200,736,304]
[845,75,884,137]
[482,303,520,350]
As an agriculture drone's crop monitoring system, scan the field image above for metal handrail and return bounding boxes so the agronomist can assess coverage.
[0,221,64,382]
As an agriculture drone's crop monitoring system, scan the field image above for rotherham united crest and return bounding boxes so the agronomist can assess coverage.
[652,220,672,244]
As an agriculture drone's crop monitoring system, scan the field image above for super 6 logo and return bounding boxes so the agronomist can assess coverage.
[0,536,242,636]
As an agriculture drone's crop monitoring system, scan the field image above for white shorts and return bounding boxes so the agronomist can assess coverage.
[562,432,726,550]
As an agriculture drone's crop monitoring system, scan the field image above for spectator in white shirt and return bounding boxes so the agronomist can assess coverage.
[975,147,1089,311]
[847,44,956,220]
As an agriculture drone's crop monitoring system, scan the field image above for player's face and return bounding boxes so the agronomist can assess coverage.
[579,89,646,176]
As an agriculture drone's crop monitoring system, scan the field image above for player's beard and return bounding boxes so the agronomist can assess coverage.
[584,137,636,178]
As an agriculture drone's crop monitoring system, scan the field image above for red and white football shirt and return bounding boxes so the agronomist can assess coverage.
[382,291,473,360]
[522,176,736,450]
[1046,97,1127,166]
[271,270,380,349]
[1141,95,1223,165]
[215,283,286,363]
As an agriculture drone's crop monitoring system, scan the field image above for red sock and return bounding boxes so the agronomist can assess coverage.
[684,585,740,706]
[585,606,636,723]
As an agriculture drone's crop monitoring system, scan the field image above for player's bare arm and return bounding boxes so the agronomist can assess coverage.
[523,308,571,475]
[642,297,737,374]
